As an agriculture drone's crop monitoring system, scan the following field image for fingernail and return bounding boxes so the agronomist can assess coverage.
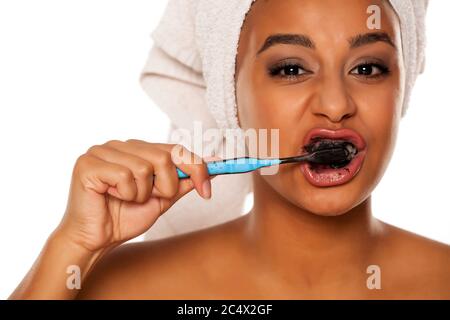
[202,179,211,199]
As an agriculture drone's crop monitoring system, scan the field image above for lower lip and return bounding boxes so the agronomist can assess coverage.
[300,149,367,187]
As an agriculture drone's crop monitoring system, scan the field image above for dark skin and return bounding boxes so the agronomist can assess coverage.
[11,0,450,299]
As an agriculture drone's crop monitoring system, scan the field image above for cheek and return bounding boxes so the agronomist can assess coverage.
[237,61,302,130]
[240,83,306,135]
[239,88,305,158]
[366,105,399,184]
[352,81,401,187]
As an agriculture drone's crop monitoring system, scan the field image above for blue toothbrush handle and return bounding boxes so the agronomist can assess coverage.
[176,157,282,179]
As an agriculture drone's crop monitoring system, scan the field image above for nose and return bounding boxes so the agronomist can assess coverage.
[310,74,356,123]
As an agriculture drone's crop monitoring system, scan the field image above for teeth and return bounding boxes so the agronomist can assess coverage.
[304,138,358,169]
[344,143,358,160]
[306,138,356,153]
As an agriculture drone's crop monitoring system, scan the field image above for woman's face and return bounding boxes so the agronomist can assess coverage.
[235,0,404,216]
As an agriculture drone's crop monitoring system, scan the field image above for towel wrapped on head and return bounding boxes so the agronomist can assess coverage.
[139,0,429,240]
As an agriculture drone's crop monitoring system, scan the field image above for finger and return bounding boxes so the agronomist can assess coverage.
[150,143,213,199]
[86,145,154,203]
[104,140,179,199]
[75,154,138,201]
[158,177,197,214]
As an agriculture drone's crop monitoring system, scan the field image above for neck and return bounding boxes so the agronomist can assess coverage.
[242,173,382,284]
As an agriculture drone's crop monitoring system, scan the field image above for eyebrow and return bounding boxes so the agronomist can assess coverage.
[348,32,396,49]
[256,31,396,56]
[256,34,315,55]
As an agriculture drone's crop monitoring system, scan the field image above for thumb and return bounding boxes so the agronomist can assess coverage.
[158,177,196,214]
[159,174,218,214]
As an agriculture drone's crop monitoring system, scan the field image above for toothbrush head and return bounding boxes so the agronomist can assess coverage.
[307,141,358,168]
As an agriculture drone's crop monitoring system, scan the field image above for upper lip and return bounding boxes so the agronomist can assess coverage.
[303,127,367,152]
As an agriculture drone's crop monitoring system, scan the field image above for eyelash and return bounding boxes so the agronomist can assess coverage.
[350,60,390,79]
[268,60,390,81]
[268,61,310,80]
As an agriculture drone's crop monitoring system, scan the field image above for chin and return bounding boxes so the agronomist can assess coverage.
[292,154,372,216]
[297,192,358,217]
[291,174,368,217]
[262,161,372,217]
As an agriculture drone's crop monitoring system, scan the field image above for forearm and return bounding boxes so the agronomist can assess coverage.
[9,229,110,300]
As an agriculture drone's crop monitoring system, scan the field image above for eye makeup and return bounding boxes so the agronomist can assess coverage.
[348,57,391,80]
[266,57,391,82]
[267,58,312,81]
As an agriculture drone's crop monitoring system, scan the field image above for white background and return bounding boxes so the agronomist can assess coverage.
[0,1,449,299]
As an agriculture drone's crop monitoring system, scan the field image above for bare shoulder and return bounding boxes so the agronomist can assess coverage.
[76,218,244,299]
[376,221,450,298]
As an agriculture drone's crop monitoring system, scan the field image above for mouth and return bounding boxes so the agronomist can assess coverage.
[299,128,367,187]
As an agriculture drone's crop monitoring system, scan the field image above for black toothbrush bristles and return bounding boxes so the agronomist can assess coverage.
[309,148,351,165]
[280,141,358,168]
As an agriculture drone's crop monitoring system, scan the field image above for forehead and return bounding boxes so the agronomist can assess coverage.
[240,0,401,53]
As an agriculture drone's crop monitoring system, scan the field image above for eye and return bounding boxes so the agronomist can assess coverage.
[268,60,310,80]
[350,62,390,78]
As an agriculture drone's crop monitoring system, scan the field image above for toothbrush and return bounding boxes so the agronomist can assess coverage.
[175,147,353,179]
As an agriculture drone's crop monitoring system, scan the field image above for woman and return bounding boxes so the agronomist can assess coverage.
[10,0,450,299]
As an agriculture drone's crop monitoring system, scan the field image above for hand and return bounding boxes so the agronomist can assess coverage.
[57,139,217,252]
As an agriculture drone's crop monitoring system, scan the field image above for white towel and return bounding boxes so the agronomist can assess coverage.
[139,0,429,240]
